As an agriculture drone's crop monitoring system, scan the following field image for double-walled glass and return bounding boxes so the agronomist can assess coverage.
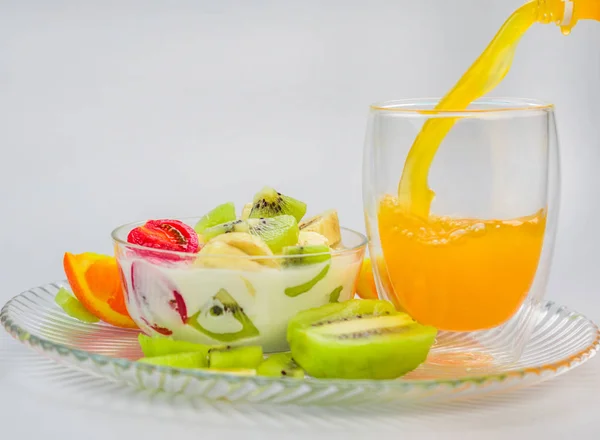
[363,98,560,366]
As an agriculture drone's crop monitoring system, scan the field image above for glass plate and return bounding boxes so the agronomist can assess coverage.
[2,281,598,406]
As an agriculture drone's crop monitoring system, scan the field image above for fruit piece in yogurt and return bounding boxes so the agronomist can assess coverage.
[202,215,299,254]
[282,244,331,266]
[248,186,307,222]
[187,289,259,342]
[284,263,330,298]
[207,345,263,369]
[127,219,199,254]
[131,260,187,336]
[299,209,341,247]
[194,202,237,234]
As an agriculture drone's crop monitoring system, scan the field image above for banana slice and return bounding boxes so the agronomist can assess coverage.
[297,231,330,247]
[299,210,342,247]
[197,241,265,271]
[211,232,279,268]
[240,203,253,220]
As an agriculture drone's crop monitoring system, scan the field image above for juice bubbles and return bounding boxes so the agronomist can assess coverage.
[379,0,599,331]
[379,196,546,331]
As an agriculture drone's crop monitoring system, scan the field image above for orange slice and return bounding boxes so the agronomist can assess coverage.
[63,252,138,328]
[355,257,379,300]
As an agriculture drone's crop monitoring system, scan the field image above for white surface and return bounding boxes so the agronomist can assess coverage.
[1,0,599,438]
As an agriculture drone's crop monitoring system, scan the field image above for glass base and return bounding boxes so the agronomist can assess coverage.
[418,299,541,376]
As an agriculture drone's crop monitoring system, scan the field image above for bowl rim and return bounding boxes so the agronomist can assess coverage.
[111,217,368,260]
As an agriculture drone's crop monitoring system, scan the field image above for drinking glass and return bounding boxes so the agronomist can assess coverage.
[363,98,560,367]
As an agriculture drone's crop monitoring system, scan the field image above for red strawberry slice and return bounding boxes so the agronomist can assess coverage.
[129,260,188,337]
[127,219,199,254]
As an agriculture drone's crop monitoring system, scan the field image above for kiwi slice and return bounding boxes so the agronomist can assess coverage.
[188,289,260,342]
[138,352,208,368]
[287,299,437,379]
[248,187,307,222]
[138,333,215,358]
[284,264,330,297]
[328,286,343,303]
[207,345,263,369]
[246,215,299,253]
[257,352,305,379]
[55,288,99,323]
[194,202,237,234]
[202,219,249,242]
[282,244,331,266]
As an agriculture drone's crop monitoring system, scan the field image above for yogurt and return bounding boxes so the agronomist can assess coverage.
[118,248,363,352]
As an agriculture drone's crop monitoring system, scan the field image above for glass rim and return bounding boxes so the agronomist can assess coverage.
[370,97,554,116]
[111,217,368,260]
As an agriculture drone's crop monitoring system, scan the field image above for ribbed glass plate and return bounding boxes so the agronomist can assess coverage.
[2,281,598,406]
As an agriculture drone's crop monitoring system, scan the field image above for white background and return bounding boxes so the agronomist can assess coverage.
[1,0,599,438]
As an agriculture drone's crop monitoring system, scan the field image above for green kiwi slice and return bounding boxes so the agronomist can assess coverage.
[282,244,331,266]
[207,345,263,369]
[246,215,299,253]
[287,299,437,379]
[202,219,249,242]
[257,352,305,379]
[328,286,343,303]
[194,202,237,234]
[55,288,99,323]
[138,333,215,358]
[248,187,307,222]
[284,264,330,297]
[188,289,260,342]
[138,352,208,368]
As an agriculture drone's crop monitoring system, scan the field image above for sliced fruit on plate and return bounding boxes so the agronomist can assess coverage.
[257,352,305,378]
[138,333,215,358]
[54,287,100,323]
[194,202,237,234]
[63,252,138,328]
[187,289,260,342]
[355,257,379,300]
[287,299,437,379]
[248,186,307,222]
[138,352,207,368]
[127,219,199,253]
[207,345,264,369]
[299,209,342,247]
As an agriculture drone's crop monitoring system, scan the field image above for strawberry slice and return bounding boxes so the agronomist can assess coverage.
[127,219,199,254]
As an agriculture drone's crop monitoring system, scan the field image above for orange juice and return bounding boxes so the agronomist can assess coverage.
[377,0,598,330]
[379,196,546,331]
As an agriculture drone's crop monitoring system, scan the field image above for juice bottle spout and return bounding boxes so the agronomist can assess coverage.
[536,0,600,34]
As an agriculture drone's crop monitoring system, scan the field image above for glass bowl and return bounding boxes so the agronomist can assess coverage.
[112,219,367,352]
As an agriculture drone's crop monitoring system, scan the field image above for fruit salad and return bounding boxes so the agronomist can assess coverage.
[110,187,367,352]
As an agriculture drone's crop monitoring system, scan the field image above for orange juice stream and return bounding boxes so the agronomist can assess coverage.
[380,0,599,331]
